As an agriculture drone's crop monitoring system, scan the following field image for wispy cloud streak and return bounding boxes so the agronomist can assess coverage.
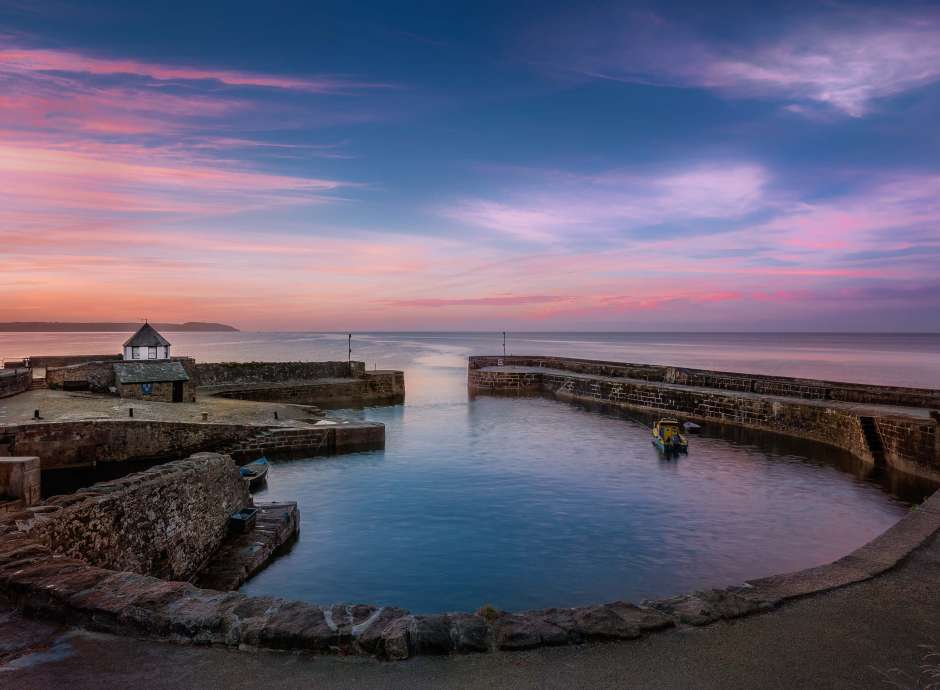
[441,163,770,242]
[528,7,940,116]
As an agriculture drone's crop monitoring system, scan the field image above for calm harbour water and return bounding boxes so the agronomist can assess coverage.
[3,331,938,612]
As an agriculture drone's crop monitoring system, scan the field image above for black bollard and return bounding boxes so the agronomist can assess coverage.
[33,409,40,419]
[274,410,279,420]
[129,407,134,418]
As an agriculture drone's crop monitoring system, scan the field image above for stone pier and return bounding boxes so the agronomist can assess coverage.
[0,457,40,515]
[468,355,940,482]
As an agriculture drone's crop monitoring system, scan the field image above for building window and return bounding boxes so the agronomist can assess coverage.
[148,346,157,359]
[132,347,140,359]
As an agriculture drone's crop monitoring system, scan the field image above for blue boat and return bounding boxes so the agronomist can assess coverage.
[240,457,269,491]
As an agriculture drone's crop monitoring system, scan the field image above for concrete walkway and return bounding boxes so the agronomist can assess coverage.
[482,365,936,419]
[3,533,939,689]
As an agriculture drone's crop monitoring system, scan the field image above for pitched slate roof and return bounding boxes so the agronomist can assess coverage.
[113,361,189,384]
[123,323,171,348]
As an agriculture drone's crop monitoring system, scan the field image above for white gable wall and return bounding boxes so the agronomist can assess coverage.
[123,345,171,361]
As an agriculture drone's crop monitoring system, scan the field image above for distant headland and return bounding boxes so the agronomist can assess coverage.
[0,322,239,332]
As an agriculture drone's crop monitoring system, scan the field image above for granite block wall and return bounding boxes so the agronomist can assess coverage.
[195,361,366,386]
[46,360,116,392]
[0,421,264,470]
[2,453,248,580]
[210,371,404,408]
[468,356,940,409]
[0,369,31,398]
[469,362,940,480]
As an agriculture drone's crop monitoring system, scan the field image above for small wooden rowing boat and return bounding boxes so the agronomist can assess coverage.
[240,457,269,491]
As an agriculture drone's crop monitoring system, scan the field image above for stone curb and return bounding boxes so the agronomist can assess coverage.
[2,483,938,661]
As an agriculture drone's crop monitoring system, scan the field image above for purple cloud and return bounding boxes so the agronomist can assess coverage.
[527,7,940,117]
[441,163,771,242]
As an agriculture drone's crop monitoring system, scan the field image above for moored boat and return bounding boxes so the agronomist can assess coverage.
[652,419,688,455]
[240,457,269,491]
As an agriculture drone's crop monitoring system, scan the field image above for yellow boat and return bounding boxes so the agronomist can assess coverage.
[652,419,688,454]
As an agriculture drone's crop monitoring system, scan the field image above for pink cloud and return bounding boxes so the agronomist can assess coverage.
[0,47,391,93]
[388,295,570,308]
[0,137,353,216]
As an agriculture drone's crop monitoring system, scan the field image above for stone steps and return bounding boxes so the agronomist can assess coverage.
[193,501,299,591]
[216,427,334,463]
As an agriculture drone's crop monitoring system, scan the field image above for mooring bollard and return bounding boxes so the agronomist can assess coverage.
[202,412,209,421]
[128,408,133,418]
[33,409,40,420]
[274,410,279,420]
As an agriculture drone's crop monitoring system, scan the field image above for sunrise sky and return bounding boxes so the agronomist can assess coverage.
[1,0,939,331]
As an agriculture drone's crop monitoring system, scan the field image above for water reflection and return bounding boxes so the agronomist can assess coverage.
[243,388,933,613]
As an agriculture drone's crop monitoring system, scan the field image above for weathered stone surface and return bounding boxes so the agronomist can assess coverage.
[449,613,489,652]
[255,600,337,651]
[353,606,409,655]
[116,579,197,636]
[0,457,40,508]
[0,368,31,399]
[195,361,366,386]
[0,454,248,582]
[194,502,299,591]
[411,614,453,655]
[381,616,414,660]
[648,589,772,626]
[221,595,281,647]
[0,420,265,472]
[495,614,568,650]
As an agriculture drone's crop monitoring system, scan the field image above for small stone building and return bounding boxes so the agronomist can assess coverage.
[123,323,171,361]
[113,361,194,403]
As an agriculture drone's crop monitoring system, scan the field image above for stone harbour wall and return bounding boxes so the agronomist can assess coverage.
[46,357,197,394]
[468,356,940,409]
[0,457,40,515]
[469,358,940,480]
[0,485,936,661]
[195,361,367,386]
[540,371,877,464]
[877,416,939,480]
[0,453,248,581]
[0,368,31,398]
[24,354,122,369]
[0,421,264,470]
[224,423,385,463]
[46,360,116,392]
[209,371,405,408]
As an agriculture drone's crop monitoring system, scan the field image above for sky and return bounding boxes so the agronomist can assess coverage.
[1,0,939,331]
